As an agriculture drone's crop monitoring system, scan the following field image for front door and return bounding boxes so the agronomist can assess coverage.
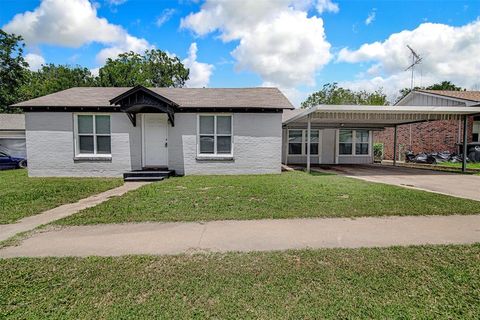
[142,114,168,168]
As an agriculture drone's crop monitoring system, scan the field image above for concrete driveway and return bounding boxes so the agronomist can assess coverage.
[319,164,480,201]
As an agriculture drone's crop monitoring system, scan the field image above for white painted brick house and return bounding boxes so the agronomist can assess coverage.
[14,86,292,178]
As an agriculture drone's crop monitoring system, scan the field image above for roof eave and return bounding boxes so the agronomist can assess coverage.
[283,105,480,125]
[414,90,479,103]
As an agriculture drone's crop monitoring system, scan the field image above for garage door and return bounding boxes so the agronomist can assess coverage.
[0,138,26,157]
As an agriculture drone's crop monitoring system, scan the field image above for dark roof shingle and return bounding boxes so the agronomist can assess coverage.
[13,87,294,110]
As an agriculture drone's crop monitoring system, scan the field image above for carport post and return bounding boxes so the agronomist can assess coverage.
[393,125,398,166]
[307,114,311,172]
[462,115,468,173]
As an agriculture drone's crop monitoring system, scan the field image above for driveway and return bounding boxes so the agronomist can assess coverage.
[1,215,480,257]
[318,164,480,201]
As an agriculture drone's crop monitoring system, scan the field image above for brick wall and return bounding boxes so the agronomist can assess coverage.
[374,116,474,160]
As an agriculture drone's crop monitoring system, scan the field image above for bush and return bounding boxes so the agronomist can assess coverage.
[373,143,384,162]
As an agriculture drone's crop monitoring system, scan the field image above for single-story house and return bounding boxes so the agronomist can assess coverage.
[374,90,480,160]
[12,86,480,178]
[13,86,293,178]
[0,114,26,157]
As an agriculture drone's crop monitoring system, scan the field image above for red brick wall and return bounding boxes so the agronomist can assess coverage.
[373,116,474,160]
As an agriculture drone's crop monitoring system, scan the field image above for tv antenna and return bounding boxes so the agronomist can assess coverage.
[405,45,423,89]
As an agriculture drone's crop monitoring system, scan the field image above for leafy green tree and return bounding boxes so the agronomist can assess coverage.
[301,83,388,108]
[426,81,463,91]
[0,30,29,113]
[396,81,464,104]
[98,50,189,87]
[19,64,96,101]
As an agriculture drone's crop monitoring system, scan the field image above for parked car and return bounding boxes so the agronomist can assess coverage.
[0,151,27,170]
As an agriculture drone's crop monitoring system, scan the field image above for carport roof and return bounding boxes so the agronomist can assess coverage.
[283,105,480,128]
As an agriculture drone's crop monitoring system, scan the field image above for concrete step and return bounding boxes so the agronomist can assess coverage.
[123,169,175,181]
[124,176,165,182]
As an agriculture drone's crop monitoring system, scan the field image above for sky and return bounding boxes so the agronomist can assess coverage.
[1,0,479,106]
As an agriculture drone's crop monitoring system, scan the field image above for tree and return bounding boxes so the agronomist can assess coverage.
[19,64,96,101]
[301,83,388,108]
[426,81,463,91]
[0,30,29,113]
[395,81,464,104]
[98,50,189,87]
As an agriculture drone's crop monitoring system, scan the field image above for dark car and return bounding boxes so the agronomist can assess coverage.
[0,151,27,170]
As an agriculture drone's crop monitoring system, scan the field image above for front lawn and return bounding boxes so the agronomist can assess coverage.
[0,170,123,224]
[56,171,480,225]
[1,244,479,318]
[438,162,480,169]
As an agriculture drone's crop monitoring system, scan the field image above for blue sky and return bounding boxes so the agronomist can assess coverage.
[1,0,479,105]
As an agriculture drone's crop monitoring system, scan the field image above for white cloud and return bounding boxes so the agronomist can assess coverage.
[156,8,176,27]
[182,43,214,88]
[316,0,339,14]
[181,0,332,94]
[90,67,100,77]
[25,53,45,71]
[365,9,376,25]
[106,0,127,5]
[96,34,151,63]
[2,0,150,64]
[337,20,480,99]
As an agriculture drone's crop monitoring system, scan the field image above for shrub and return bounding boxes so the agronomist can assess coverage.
[373,143,384,162]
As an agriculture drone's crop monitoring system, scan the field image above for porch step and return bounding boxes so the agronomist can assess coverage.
[123,170,175,182]
[124,176,165,182]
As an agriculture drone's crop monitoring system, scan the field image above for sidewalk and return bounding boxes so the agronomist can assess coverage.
[1,214,479,257]
[0,182,149,242]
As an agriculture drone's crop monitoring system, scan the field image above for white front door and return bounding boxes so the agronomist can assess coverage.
[142,114,168,167]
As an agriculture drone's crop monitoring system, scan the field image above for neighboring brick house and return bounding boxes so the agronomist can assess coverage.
[374,90,480,160]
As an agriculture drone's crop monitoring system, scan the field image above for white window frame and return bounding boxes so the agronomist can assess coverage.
[287,129,320,156]
[196,114,233,157]
[73,113,112,157]
[337,129,372,156]
[472,119,480,142]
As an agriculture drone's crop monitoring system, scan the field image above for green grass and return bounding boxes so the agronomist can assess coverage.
[1,244,479,319]
[438,162,480,169]
[56,171,480,225]
[0,170,123,224]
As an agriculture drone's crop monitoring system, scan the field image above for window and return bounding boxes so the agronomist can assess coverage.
[305,130,319,155]
[355,130,369,155]
[75,114,111,156]
[339,129,370,156]
[288,129,319,155]
[198,115,232,155]
[339,130,353,155]
[288,130,303,155]
[473,119,480,142]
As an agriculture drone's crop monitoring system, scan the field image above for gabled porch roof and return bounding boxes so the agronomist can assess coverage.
[109,86,177,127]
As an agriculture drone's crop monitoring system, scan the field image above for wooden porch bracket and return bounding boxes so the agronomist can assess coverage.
[126,113,136,127]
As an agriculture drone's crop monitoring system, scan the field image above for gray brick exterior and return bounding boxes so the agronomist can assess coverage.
[25,112,282,177]
[169,113,282,175]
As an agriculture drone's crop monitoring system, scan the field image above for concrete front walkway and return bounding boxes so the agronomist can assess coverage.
[0,182,148,242]
[318,164,480,201]
[1,215,479,257]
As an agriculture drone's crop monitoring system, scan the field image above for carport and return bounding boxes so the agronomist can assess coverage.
[283,105,480,172]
